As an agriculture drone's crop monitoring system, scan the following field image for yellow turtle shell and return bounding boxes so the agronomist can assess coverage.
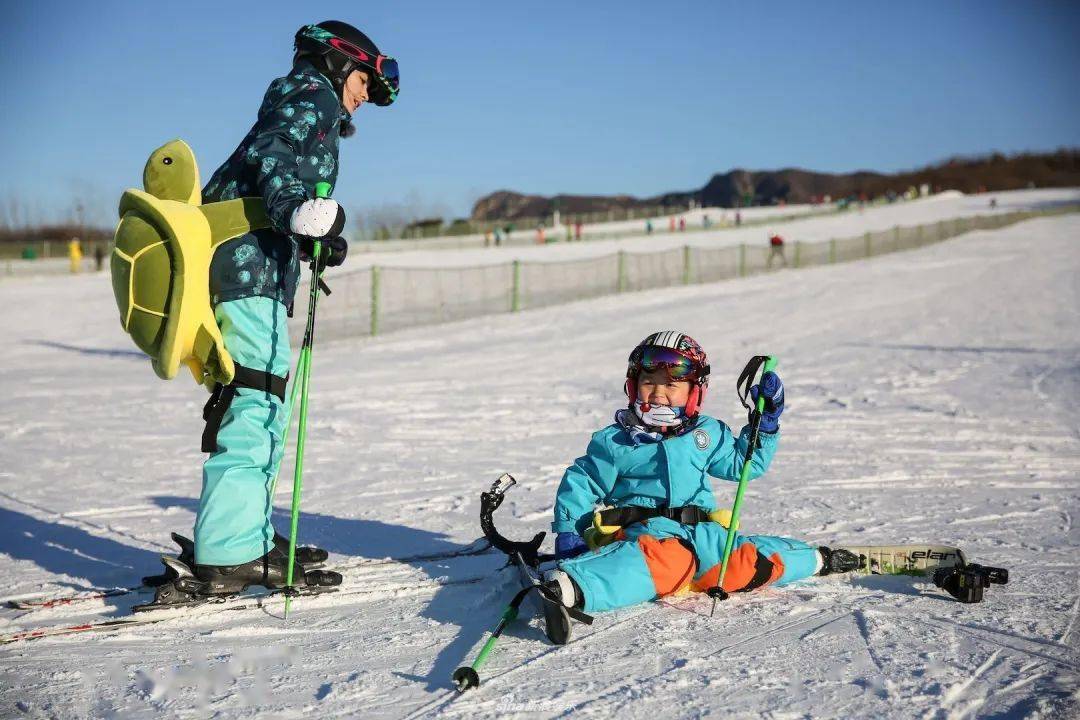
[110,139,269,387]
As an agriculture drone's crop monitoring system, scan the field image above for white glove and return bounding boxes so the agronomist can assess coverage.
[289,198,346,238]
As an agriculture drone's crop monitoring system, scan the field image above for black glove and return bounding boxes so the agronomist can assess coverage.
[298,235,348,268]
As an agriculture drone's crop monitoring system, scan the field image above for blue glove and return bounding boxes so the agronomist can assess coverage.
[555,532,588,560]
[749,371,785,433]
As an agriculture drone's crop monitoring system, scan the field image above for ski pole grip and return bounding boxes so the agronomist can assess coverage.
[314,182,332,199]
[756,356,778,412]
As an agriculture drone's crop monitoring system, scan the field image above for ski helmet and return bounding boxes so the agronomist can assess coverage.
[625,331,711,417]
[293,21,399,107]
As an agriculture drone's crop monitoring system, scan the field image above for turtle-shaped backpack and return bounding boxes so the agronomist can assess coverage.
[110,139,270,388]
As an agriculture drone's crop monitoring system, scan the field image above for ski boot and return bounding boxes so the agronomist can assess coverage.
[143,531,329,587]
[135,549,341,612]
[817,547,865,576]
[539,569,582,645]
[194,547,340,595]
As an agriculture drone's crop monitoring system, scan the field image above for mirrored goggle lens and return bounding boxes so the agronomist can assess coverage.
[377,56,400,89]
[639,347,696,379]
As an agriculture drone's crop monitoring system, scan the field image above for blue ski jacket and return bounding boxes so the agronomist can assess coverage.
[552,415,779,536]
[204,59,350,308]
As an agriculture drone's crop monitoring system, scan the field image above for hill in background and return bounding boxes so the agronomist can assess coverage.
[471,149,1080,222]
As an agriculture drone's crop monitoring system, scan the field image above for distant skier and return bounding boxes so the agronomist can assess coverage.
[767,231,787,268]
[174,21,399,595]
[542,332,860,623]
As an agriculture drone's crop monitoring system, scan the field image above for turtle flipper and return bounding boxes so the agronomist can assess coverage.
[188,324,235,388]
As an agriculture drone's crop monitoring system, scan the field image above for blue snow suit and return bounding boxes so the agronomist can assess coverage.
[194,61,347,565]
[552,415,820,612]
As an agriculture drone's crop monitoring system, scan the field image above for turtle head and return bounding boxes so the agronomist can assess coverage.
[144,139,200,205]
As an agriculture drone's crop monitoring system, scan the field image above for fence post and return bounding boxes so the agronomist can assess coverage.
[511,260,521,312]
[864,231,872,257]
[682,246,692,285]
[917,224,924,245]
[370,265,381,336]
[738,244,746,277]
[617,251,627,292]
[829,238,836,264]
[793,241,801,268]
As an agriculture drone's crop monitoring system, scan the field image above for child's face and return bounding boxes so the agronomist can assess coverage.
[343,69,371,113]
[636,369,692,408]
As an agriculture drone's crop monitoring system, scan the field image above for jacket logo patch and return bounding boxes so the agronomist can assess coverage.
[693,429,710,450]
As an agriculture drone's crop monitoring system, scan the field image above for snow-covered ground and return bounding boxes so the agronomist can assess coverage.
[0,200,1078,718]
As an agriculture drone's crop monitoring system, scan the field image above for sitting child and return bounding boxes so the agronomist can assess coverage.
[545,331,859,624]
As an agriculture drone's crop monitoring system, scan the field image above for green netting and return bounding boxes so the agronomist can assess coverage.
[794,240,830,268]
[286,207,1073,343]
[520,254,619,309]
[377,264,513,333]
[291,267,373,344]
[689,246,740,283]
[623,248,686,291]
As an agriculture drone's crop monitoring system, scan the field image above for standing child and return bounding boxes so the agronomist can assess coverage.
[543,332,859,638]
[189,21,399,593]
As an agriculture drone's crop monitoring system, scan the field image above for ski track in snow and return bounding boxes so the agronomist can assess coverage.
[1,190,1078,718]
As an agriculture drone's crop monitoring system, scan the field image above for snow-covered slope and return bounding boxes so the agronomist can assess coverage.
[0,207,1077,718]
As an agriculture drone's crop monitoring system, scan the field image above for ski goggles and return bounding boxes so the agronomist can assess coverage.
[632,347,706,380]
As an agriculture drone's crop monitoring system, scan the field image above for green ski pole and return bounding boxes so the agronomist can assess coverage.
[284,181,332,618]
[708,355,778,617]
[268,360,304,500]
[451,602,520,692]
[451,584,537,692]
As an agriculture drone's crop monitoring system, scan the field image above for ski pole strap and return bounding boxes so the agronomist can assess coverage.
[596,505,714,528]
[736,355,770,410]
[201,364,288,453]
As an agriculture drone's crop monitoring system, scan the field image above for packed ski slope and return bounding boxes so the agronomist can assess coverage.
[0,195,1078,718]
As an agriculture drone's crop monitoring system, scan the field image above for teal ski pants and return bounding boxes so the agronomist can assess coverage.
[559,517,821,613]
[194,297,291,565]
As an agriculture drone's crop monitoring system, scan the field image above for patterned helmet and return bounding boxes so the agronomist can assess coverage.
[626,331,711,416]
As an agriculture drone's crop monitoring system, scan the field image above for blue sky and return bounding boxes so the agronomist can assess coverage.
[2,0,1078,225]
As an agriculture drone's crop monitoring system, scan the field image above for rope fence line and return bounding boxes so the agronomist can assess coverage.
[294,205,1077,344]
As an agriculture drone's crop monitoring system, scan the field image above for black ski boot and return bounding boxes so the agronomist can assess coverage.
[194,548,335,595]
[134,551,340,612]
[273,531,329,567]
[143,532,328,587]
[817,547,865,576]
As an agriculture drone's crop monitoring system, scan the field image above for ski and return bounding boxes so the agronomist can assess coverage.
[4,537,493,613]
[837,544,967,576]
[1,587,332,644]
[6,587,144,610]
[1,570,498,645]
